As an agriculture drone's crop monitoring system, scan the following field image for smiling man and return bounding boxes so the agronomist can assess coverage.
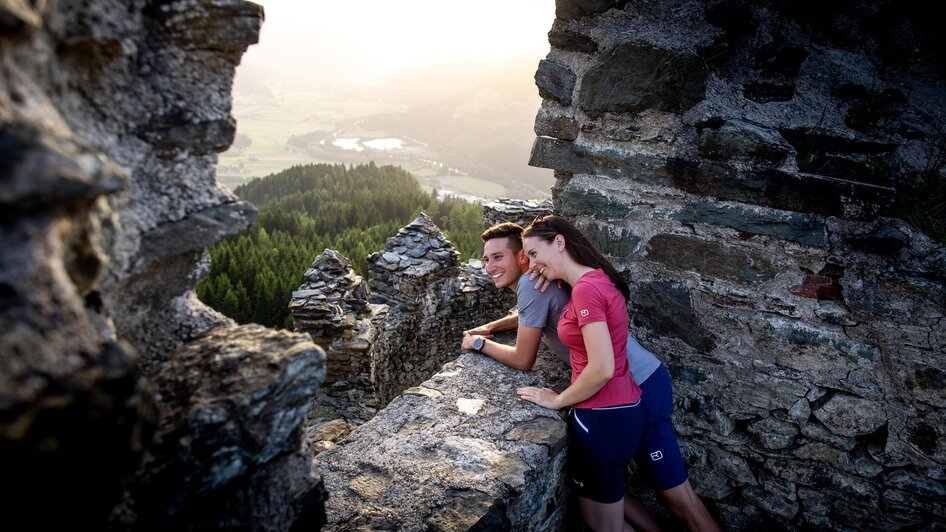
[461,222,720,532]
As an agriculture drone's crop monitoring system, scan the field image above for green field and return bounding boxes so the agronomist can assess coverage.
[217,77,549,199]
[218,80,406,190]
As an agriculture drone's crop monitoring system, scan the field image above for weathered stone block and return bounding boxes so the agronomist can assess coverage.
[747,416,799,450]
[134,324,325,527]
[646,234,776,283]
[813,393,886,438]
[708,446,757,486]
[742,485,799,519]
[314,352,570,530]
[547,28,598,52]
[632,281,716,352]
[555,0,629,20]
[560,186,633,219]
[670,202,827,246]
[765,459,879,503]
[534,107,581,141]
[661,158,894,219]
[579,41,708,117]
[698,119,795,162]
[535,59,577,106]
[579,220,642,259]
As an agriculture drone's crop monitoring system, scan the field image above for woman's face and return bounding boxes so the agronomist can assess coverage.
[523,235,564,280]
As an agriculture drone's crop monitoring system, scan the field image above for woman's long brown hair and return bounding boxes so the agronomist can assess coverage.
[523,215,630,301]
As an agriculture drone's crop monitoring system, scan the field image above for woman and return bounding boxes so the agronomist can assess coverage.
[516,215,645,532]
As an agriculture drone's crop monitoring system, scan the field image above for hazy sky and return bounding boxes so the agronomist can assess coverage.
[240,0,555,83]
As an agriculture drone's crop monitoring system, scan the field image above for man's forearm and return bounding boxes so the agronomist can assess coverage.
[486,313,518,333]
[480,339,531,371]
[477,324,542,372]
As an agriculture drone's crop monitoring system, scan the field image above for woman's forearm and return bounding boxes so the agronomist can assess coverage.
[551,367,610,409]
[554,321,615,408]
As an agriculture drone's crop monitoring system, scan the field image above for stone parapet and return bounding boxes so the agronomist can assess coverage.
[315,349,571,531]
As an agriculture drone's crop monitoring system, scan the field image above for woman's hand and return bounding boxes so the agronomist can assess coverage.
[517,386,560,410]
[527,265,561,293]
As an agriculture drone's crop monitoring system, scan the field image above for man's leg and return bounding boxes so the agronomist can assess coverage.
[635,365,720,531]
[622,493,660,532]
[579,496,635,532]
[657,481,719,532]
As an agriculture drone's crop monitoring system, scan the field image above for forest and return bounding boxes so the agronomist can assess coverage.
[197,162,483,329]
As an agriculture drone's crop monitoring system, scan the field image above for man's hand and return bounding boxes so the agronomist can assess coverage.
[461,333,486,351]
[463,325,493,337]
[516,386,560,410]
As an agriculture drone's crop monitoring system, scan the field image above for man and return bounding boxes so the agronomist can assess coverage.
[461,222,719,532]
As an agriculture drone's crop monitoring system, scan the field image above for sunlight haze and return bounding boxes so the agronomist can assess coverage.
[223,0,557,200]
[241,0,555,83]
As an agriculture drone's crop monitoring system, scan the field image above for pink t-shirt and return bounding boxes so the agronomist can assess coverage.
[558,269,642,409]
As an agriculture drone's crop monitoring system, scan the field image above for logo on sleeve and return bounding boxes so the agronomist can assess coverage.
[580,309,589,317]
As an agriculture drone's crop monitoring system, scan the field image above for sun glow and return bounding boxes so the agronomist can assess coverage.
[242,0,555,82]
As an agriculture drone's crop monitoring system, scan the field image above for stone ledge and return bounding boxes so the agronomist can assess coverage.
[314,349,571,531]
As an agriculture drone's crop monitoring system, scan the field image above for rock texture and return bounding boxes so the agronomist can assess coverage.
[314,349,572,531]
[1,1,325,529]
[533,1,946,529]
[482,197,554,229]
[366,213,516,406]
[290,249,381,389]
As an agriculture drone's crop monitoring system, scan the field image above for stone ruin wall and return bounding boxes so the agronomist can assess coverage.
[5,0,946,530]
[530,0,946,529]
[1,2,326,529]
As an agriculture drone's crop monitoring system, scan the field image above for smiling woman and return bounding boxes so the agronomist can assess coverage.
[244,0,554,82]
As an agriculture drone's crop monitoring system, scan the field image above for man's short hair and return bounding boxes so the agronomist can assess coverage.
[481,222,523,252]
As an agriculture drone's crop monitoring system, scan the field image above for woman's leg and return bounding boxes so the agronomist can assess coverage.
[579,496,635,532]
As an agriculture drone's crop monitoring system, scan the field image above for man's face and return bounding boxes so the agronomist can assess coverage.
[482,237,525,289]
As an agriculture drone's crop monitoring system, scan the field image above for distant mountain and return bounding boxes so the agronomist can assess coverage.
[356,57,554,196]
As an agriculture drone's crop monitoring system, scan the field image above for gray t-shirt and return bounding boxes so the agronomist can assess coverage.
[515,273,661,385]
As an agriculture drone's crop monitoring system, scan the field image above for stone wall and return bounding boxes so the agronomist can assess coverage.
[314,348,572,530]
[366,213,516,407]
[532,1,945,529]
[290,249,381,389]
[482,197,553,229]
[1,2,325,529]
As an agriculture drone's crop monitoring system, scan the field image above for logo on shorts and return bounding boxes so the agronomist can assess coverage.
[580,309,589,317]
[650,450,664,461]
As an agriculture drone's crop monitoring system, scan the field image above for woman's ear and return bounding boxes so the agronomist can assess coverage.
[554,234,565,251]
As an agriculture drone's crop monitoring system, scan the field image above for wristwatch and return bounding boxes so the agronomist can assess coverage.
[471,336,485,351]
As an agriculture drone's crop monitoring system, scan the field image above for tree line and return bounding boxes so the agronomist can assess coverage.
[197,162,483,329]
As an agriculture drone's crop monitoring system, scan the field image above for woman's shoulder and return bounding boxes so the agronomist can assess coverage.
[575,269,614,290]
[573,270,612,299]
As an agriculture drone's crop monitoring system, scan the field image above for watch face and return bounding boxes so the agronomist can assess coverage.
[473,337,484,350]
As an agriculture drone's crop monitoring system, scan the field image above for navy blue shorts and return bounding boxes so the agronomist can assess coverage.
[568,400,645,504]
[635,364,688,491]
